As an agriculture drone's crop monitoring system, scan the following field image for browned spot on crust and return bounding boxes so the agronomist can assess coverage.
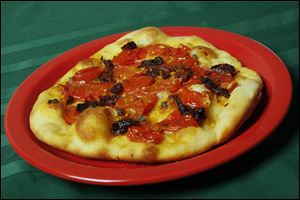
[48,103,61,110]
[95,148,111,160]
[142,145,158,162]
[75,107,114,141]
[191,46,217,60]
[57,136,72,150]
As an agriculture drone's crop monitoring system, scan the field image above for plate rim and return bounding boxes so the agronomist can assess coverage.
[4,26,293,186]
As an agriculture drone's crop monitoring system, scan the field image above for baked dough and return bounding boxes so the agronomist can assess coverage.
[30,27,263,162]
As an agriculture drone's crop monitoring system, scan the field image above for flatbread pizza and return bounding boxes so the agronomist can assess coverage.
[30,27,263,162]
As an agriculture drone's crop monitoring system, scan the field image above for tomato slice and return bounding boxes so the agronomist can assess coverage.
[66,82,114,101]
[157,109,198,132]
[127,124,163,144]
[62,106,79,124]
[183,66,207,86]
[209,71,235,83]
[184,78,200,86]
[178,87,208,108]
[116,93,157,117]
[114,66,140,81]
[140,44,170,57]
[72,67,103,84]
[141,44,189,57]
[142,93,158,114]
[112,48,144,66]
[123,75,154,93]
[116,95,144,117]
[150,77,182,93]
[190,66,208,77]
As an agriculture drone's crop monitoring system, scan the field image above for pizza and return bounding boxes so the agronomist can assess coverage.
[29,27,263,163]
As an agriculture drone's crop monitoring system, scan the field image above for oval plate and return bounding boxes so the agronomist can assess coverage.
[4,27,292,186]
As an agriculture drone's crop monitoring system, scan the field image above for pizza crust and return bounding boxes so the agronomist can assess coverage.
[29,27,263,162]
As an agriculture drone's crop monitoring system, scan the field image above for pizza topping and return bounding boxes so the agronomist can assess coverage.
[227,81,239,93]
[208,64,237,83]
[171,94,206,124]
[150,77,181,93]
[48,99,59,104]
[141,94,158,115]
[173,65,193,82]
[171,94,192,115]
[90,101,99,108]
[144,65,172,79]
[99,59,115,82]
[144,66,161,78]
[110,82,123,94]
[140,60,193,82]
[116,93,157,118]
[139,57,167,78]
[137,115,146,122]
[63,106,79,124]
[116,108,125,116]
[161,101,168,108]
[127,125,163,144]
[112,48,143,66]
[200,76,230,98]
[111,119,140,135]
[188,84,209,93]
[210,63,236,76]
[98,95,120,106]
[72,67,103,84]
[140,56,164,67]
[157,109,198,132]
[178,87,209,108]
[121,41,137,50]
[123,75,154,94]
[162,44,198,66]
[66,96,75,104]
[66,82,115,101]
[114,66,140,81]
[189,65,207,79]
[160,67,172,79]
[76,102,90,113]
[58,43,240,144]
[191,107,207,124]
[75,95,120,111]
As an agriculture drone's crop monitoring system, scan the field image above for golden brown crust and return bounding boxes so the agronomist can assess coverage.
[214,78,262,144]
[29,27,263,163]
[75,107,114,141]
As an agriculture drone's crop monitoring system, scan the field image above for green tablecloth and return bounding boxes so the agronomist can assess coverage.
[1,1,299,198]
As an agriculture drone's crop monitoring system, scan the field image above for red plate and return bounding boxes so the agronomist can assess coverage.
[4,27,292,186]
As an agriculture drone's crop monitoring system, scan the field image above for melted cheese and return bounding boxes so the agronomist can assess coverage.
[188,84,209,93]
[148,91,175,124]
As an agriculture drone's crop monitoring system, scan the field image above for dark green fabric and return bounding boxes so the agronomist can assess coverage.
[1,1,299,199]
